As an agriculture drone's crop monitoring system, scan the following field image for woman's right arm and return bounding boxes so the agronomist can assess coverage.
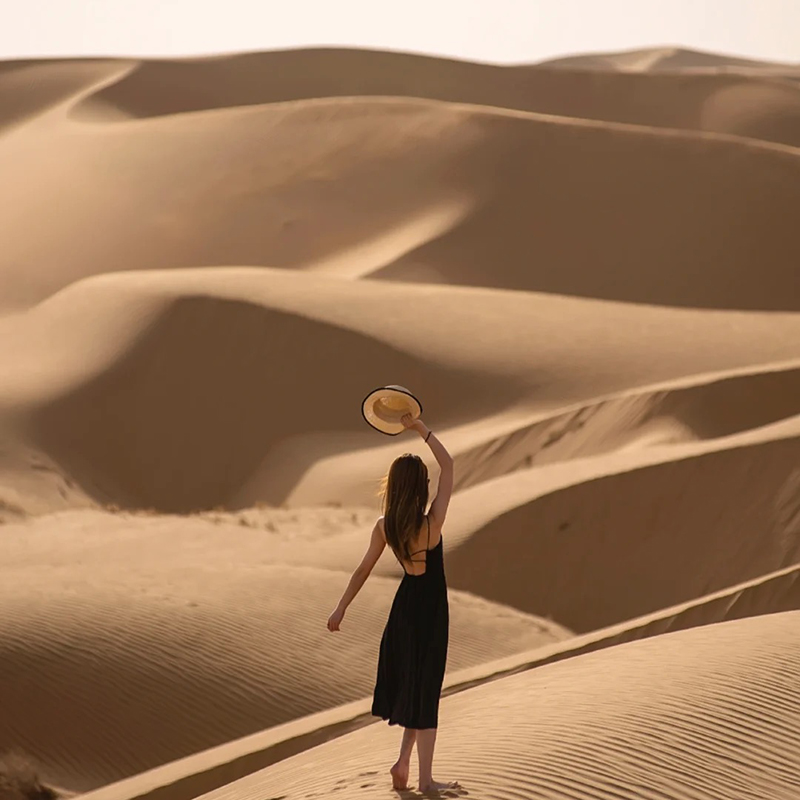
[402,415,454,527]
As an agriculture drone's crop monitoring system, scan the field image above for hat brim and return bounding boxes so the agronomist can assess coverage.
[361,385,423,435]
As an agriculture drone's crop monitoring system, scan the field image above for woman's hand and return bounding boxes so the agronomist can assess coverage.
[401,413,428,436]
[327,606,345,632]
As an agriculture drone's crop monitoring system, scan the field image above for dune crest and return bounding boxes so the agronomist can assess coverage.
[3,93,800,309]
[70,566,800,800]
[0,267,798,512]
[189,613,800,800]
[445,427,800,630]
[0,509,570,791]
[537,45,800,74]
[24,48,799,150]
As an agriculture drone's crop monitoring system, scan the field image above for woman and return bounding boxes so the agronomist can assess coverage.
[327,413,456,794]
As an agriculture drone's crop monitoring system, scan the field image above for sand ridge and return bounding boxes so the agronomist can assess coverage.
[445,423,800,630]
[537,45,800,74]
[1,268,798,513]
[2,93,800,310]
[0,508,570,791]
[72,571,800,800]
[3,48,798,147]
[187,613,800,800]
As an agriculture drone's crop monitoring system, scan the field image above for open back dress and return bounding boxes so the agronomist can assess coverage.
[372,515,450,729]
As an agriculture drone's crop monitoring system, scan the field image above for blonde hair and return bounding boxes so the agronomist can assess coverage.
[379,453,429,562]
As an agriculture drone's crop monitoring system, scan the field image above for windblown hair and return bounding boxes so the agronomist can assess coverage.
[379,453,429,563]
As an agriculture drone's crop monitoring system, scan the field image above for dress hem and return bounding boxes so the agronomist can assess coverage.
[372,710,438,729]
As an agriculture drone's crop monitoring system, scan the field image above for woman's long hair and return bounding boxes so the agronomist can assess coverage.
[380,454,429,562]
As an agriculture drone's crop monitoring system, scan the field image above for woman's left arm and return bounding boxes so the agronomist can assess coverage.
[327,518,386,631]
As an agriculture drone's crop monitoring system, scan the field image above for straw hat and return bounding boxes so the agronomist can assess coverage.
[361,385,423,435]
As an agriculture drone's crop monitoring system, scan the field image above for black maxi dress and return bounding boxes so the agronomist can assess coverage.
[372,516,450,729]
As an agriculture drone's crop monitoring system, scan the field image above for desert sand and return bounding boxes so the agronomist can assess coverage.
[0,43,799,800]
[190,612,800,800]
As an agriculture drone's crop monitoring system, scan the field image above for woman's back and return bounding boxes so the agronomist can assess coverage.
[384,515,443,577]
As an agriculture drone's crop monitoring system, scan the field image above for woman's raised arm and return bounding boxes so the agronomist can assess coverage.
[401,415,453,528]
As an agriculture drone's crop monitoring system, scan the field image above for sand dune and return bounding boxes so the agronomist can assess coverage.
[180,612,800,800]
[81,47,797,114]
[4,414,790,792]
[291,359,800,507]
[1,269,798,512]
[0,59,132,130]
[367,102,800,308]
[76,50,800,146]
[0,509,569,792]
[448,361,800,483]
[0,434,96,521]
[280,419,800,625]
[538,45,800,74]
[445,424,800,631]
[71,565,800,800]
[698,79,800,147]
[3,50,797,148]
[2,94,800,310]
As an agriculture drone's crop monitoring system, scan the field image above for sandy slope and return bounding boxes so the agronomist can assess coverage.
[0,435,95,521]
[81,50,800,147]
[4,428,795,791]
[538,45,800,74]
[290,359,800,507]
[267,420,800,629]
[188,612,800,800]
[70,565,800,800]
[0,508,569,792]
[2,95,800,310]
[4,50,800,148]
[444,420,800,631]
[0,269,798,514]
[0,59,133,130]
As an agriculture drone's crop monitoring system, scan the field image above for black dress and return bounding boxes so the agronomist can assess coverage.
[372,516,450,729]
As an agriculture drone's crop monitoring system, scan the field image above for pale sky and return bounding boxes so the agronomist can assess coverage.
[3,0,798,64]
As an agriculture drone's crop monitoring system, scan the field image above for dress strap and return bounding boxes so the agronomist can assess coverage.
[426,515,430,550]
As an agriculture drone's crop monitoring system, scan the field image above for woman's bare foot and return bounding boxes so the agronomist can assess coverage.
[390,761,410,790]
[418,779,460,794]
